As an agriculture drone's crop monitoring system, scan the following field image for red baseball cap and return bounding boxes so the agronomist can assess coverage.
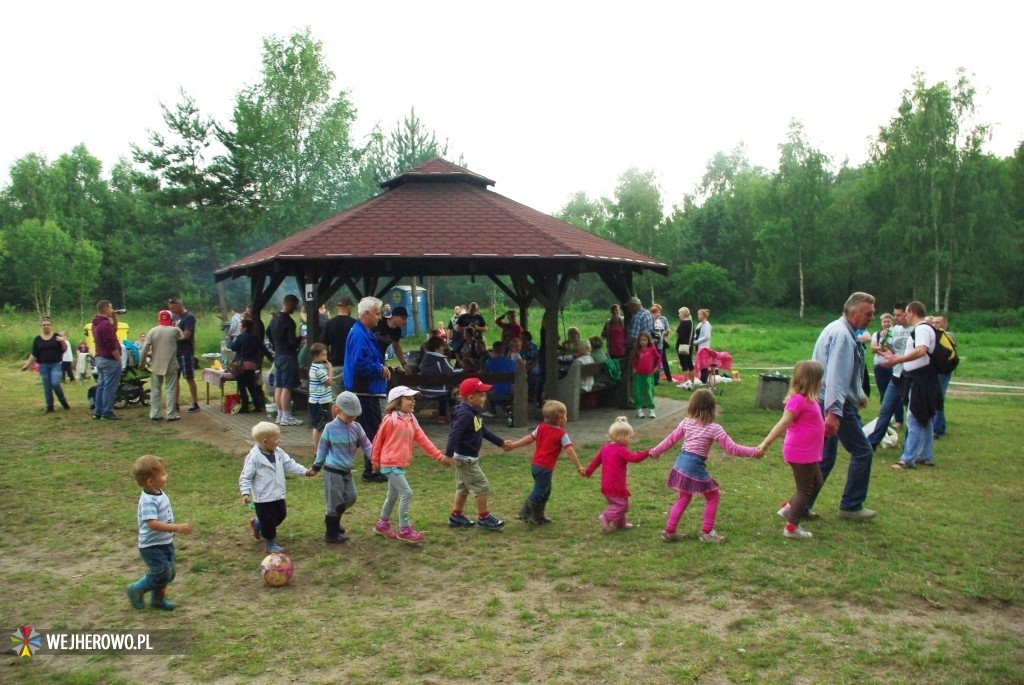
[459,378,492,397]
[158,310,174,325]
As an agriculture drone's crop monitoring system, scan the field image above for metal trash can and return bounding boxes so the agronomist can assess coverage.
[755,373,790,410]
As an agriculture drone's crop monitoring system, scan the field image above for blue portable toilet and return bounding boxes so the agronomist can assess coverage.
[385,285,429,337]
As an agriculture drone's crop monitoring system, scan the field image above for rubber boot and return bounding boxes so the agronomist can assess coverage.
[151,587,176,611]
[534,499,552,524]
[515,499,532,521]
[325,515,348,544]
[126,577,153,609]
[520,498,541,525]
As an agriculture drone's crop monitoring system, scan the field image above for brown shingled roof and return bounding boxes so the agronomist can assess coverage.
[216,158,666,279]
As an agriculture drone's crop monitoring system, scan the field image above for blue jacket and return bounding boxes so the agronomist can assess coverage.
[344,321,386,395]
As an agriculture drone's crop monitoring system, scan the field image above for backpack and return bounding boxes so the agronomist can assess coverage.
[911,323,959,374]
[930,326,959,374]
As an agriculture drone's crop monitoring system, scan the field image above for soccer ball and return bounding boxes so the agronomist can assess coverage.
[260,553,294,587]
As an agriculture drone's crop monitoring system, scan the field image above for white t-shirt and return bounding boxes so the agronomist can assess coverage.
[888,324,910,378]
[903,323,936,373]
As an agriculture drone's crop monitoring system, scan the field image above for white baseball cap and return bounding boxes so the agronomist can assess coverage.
[387,385,419,403]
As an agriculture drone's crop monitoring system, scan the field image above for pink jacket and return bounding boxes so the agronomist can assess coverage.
[631,345,662,375]
[584,443,650,498]
[371,411,445,469]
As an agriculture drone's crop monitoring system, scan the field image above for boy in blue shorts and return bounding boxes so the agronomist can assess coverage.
[127,455,193,610]
[445,378,512,530]
[312,392,372,543]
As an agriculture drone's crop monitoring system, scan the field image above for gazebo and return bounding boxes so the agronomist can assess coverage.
[215,158,667,398]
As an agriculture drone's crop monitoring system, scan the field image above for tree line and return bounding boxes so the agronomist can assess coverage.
[1,27,1021,319]
[558,71,1024,316]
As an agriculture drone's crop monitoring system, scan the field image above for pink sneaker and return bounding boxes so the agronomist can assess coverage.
[374,518,398,539]
[397,526,424,543]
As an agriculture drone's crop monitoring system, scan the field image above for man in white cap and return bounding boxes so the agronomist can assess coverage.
[140,310,184,421]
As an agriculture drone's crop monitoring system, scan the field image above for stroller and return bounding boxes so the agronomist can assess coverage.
[88,343,151,410]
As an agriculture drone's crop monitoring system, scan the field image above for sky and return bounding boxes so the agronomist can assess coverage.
[2,1,1021,215]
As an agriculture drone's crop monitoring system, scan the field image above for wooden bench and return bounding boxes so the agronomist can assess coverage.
[556,360,628,422]
[390,365,529,427]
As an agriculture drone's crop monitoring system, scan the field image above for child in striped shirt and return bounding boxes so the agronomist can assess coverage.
[649,389,764,543]
[308,343,334,449]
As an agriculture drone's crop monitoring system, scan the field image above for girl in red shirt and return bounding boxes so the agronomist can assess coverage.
[631,331,662,419]
[584,417,653,533]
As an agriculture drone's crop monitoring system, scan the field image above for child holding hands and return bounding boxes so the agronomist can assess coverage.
[372,386,453,543]
[584,416,653,533]
[127,455,193,610]
[239,421,315,553]
[312,391,372,543]
[649,389,763,543]
[506,400,585,525]
[757,360,825,540]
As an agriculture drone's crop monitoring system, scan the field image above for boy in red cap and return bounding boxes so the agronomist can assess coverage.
[444,378,513,530]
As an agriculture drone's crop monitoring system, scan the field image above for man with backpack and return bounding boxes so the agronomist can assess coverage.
[882,301,944,469]
[931,315,956,438]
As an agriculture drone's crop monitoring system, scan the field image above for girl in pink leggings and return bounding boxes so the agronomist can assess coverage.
[583,416,653,532]
[649,389,763,542]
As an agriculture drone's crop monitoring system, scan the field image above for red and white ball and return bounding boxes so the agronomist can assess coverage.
[260,552,294,587]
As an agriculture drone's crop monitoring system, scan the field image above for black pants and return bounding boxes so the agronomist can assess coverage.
[62,361,75,382]
[237,369,262,409]
[356,394,383,475]
[254,499,287,541]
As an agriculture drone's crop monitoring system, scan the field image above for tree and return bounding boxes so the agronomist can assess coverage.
[755,121,833,317]
[5,219,76,315]
[228,28,359,236]
[870,70,989,311]
[603,168,666,299]
[354,107,455,200]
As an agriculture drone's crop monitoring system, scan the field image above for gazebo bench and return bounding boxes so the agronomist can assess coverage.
[390,366,529,427]
[556,360,628,422]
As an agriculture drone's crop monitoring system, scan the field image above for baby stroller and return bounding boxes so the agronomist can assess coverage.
[88,344,151,410]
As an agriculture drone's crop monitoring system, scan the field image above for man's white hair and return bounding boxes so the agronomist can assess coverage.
[358,296,383,317]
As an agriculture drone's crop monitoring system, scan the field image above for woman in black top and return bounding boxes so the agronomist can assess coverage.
[674,307,696,389]
[229,318,270,413]
[20,317,70,412]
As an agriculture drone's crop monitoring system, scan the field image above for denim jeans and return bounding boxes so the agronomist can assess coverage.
[901,400,934,465]
[868,376,906,447]
[932,374,951,436]
[528,465,553,503]
[807,401,874,512]
[94,356,122,417]
[37,362,68,409]
[139,543,176,590]
[873,364,893,404]
[381,469,413,529]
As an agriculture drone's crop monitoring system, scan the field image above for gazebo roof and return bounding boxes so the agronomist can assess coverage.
[215,158,667,280]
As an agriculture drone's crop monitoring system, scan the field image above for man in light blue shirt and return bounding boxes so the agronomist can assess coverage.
[807,292,877,521]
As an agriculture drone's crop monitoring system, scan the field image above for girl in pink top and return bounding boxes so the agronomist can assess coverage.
[758,360,825,540]
[371,386,452,543]
[584,417,653,533]
[648,389,763,543]
[631,331,662,418]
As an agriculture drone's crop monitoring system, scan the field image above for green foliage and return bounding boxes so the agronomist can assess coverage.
[668,261,739,312]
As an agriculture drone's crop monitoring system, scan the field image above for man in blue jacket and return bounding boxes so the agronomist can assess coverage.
[344,297,390,482]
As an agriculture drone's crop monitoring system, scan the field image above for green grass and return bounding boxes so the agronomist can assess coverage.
[2,319,1023,684]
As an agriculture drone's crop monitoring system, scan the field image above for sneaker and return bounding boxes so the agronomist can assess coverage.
[802,510,820,521]
[675,382,688,388]
[777,502,790,521]
[784,524,813,539]
[699,530,725,543]
[648,410,656,418]
[837,508,877,521]
[661,531,684,543]
[100,413,120,421]
[374,518,398,539]
[150,415,163,421]
[892,461,914,470]
[265,541,285,553]
[249,517,262,540]
[282,416,304,426]
[448,513,475,528]
[636,409,644,418]
[476,514,505,530]
[187,403,201,413]
[275,414,282,425]
[397,526,424,543]
[325,533,349,544]
[167,415,181,422]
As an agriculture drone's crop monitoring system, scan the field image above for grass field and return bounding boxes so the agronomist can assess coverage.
[2,313,1023,684]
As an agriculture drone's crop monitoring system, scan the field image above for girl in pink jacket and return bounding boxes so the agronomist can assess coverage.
[630,331,662,419]
[372,386,452,543]
[584,416,653,533]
